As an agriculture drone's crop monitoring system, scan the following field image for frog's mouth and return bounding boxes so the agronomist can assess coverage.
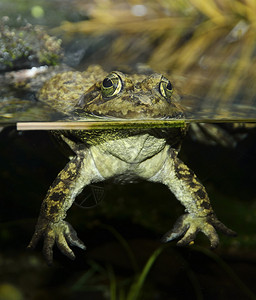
[73,103,184,121]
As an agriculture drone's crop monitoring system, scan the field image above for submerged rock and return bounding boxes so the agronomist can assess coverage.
[0,17,63,72]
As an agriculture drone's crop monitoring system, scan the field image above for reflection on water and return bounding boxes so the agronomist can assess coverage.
[1,0,256,124]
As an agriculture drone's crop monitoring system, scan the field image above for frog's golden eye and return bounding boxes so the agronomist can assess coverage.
[101,72,123,98]
[159,76,173,101]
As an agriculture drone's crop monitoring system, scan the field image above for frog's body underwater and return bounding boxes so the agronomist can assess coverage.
[28,65,236,264]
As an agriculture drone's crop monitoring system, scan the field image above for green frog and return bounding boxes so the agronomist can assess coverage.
[28,65,236,264]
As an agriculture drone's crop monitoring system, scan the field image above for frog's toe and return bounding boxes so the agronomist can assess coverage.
[162,213,236,248]
[64,222,86,250]
[56,233,76,261]
[161,214,190,243]
[29,219,86,264]
[28,231,43,250]
[193,221,219,249]
[47,221,85,263]
[176,227,203,247]
[43,230,55,265]
[209,216,237,237]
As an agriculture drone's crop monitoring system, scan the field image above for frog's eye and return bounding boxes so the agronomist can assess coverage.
[101,72,123,98]
[159,76,173,100]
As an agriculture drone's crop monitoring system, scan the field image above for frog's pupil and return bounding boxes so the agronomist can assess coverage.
[166,81,172,91]
[103,78,113,88]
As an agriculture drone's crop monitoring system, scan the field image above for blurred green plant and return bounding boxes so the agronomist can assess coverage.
[71,247,165,300]
[71,225,256,300]
[55,0,256,117]
[71,225,166,299]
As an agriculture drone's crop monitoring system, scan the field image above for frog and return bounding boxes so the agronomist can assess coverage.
[28,65,236,264]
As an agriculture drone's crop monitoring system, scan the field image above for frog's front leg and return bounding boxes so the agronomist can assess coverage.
[28,149,103,264]
[150,149,236,248]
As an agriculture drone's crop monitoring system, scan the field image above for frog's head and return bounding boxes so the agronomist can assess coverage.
[77,71,184,119]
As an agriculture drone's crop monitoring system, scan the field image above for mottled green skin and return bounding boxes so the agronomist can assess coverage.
[38,65,182,119]
[29,65,236,264]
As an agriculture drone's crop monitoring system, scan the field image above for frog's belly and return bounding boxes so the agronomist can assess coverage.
[100,134,166,163]
[89,134,169,181]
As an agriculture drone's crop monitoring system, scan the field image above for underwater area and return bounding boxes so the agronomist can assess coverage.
[1,0,256,299]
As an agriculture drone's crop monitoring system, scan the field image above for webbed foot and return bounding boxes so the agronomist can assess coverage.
[28,218,86,265]
[162,213,236,248]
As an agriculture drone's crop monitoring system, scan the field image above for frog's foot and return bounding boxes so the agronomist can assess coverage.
[28,219,86,265]
[162,213,236,248]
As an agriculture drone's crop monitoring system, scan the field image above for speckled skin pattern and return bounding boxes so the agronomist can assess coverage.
[28,65,236,264]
